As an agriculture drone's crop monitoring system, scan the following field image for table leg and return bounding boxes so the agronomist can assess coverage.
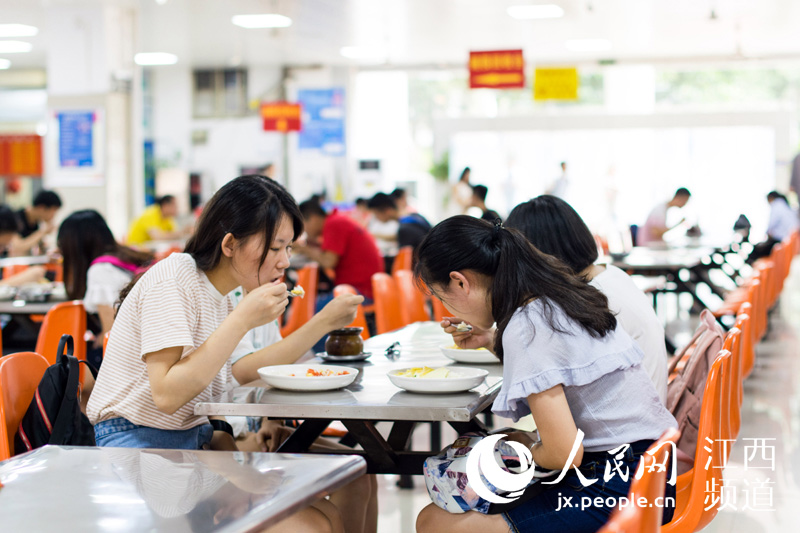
[276,419,330,453]
[341,420,400,473]
[388,421,418,489]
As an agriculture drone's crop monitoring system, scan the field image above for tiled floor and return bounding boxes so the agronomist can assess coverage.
[375,262,800,533]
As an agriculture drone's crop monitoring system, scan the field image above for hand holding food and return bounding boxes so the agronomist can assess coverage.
[441,317,494,351]
[289,285,305,298]
[234,281,289,330]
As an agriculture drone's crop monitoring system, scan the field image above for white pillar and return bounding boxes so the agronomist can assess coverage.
[44,4,140,238]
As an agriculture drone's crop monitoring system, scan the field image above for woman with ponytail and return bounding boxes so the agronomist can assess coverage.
[414,216,676,533]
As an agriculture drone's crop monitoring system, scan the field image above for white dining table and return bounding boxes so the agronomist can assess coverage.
[194,322,504,474]
[0,445,366,532]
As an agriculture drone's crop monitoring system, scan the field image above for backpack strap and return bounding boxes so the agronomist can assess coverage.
[49,335,80,445]
[91,255,142,274]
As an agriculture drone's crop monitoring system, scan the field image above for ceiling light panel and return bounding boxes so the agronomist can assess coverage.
[0,41,33,53]
[134,52,178,65]
[507,4,565,20]
[232,14,292,29]
[0,24,38,37]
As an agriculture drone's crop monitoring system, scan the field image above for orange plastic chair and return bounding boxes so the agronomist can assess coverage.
[662,349,731,533]
[393,270,430,326]
[35,301,87,367]
[721,327,742,443]
[736,304,755,378]
[332,284,370,340]
[371,273,404,334]
[0,351,50,460]
[391,246,414,276]
[153,245,183,262]
[103,331,111,357]
[599,427,681,533]
[280,263,319,337]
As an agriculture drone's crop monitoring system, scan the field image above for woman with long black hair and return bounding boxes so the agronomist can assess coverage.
[414,216,676,533]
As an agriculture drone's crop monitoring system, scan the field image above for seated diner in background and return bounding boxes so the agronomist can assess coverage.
[638,187,691,246]
[0,205,48,286]
[414,216,677,533]
[295,199,383,302]
[8,190,62,256]
[57,209,154,368]
[126,195,187,246]
[506,195,668,403]
[747,191,799,264]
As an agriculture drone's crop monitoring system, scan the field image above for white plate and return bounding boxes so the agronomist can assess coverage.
[387,367,489,394]
[439,344,499,364]
[257,364,359,392]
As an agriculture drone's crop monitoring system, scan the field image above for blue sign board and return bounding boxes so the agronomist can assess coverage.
[58,111,94,167]
[298,88,345,156]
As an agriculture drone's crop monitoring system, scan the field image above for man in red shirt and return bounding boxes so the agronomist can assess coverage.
[296,200,383,301]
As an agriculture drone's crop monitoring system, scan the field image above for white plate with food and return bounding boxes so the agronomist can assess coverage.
[258,364,359,391]
[387,366,489,393]
[439,344,499,364]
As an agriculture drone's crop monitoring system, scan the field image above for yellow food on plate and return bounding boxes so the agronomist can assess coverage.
[396,367,452,379]
[290,285,305,298]
[448,344,487,351]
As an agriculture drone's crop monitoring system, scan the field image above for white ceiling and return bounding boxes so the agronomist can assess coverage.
[3,0,800,71]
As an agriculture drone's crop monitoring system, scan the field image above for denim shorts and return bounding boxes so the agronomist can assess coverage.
[94,417,214,450]
[503,440,676,533]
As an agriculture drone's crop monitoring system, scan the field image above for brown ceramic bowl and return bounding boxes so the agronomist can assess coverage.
[325,327,364,356]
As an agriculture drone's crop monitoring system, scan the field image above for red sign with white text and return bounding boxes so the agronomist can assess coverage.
[469,49,525,89]
[261,102,302,132]
[0,135,43,177]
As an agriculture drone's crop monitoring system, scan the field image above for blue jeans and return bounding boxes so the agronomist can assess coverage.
[94,417,214,450]
[503,440,676,533]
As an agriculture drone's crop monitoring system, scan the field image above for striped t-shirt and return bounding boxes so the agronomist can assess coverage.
[87,253,234,431]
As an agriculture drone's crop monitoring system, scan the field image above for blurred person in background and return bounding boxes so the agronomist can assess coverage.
[447,167,473,216]
[546,161,570,201]
[349,197,371,228]
[470,185,502,223]
[296,199,382,302]
[9,190,62,256]
[747,191,798,264]
[0,205,47,286]
[58,210,154,368]
[127,195,185,246]
[390,187,415,216]
[638,187,691,246]
[368,193,432,253]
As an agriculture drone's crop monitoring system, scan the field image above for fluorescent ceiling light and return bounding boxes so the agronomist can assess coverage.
[134,52,178,65]
[565,38,612,52]
[508,4,565,19]
[340,46,387,60]
[232,14,292,29]
[0,40,33,53]
[0,24,38,37]
[0,59,10,70]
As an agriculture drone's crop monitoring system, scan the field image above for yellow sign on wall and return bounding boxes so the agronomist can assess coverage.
[533,68,579,100]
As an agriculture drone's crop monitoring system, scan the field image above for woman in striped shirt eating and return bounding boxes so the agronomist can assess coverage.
[87,175,373,533]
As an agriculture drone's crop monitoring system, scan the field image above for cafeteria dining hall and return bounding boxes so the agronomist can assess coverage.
[2,1,800,532]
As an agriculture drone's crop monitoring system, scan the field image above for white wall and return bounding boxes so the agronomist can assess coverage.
[149,65,284,204]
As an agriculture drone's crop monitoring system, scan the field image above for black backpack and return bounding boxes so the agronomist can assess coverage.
[14,334,98,454]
